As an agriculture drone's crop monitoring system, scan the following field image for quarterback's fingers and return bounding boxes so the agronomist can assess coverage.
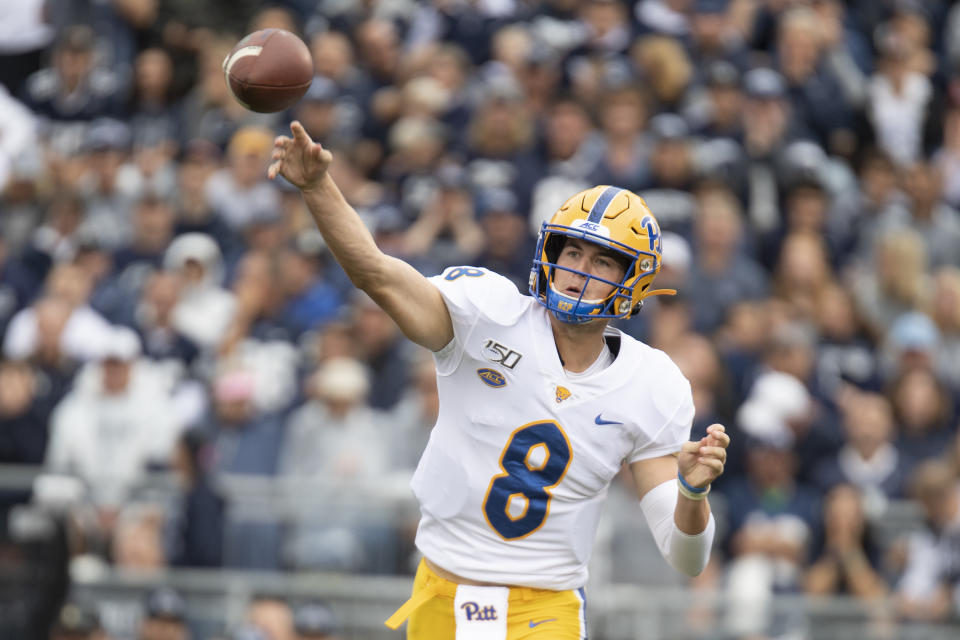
[291,120,311,144]
[267,161,280,180]
[706,431,730,449]
[274,135,291,148]
[699,446,727,461]
[696,458,724,475]
[680,441,702,455]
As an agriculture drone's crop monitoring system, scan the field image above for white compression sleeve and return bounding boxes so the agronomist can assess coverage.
[638,479,716,577]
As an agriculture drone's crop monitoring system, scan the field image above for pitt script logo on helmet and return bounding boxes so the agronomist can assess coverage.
[529,185,676,324]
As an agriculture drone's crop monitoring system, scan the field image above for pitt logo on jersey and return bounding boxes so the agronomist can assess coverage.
[555,386,571,403]
[477,368,507,388]
[482,339,523,370]
[460,601,498,621]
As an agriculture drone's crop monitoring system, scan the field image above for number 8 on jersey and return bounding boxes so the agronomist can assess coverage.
[482,421,572,540]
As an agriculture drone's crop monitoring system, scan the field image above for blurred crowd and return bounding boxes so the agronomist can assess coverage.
[3,0,960,637]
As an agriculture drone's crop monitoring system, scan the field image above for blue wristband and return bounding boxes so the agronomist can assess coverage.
[678,471,708,494]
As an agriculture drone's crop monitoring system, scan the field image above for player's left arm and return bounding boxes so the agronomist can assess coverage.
[629,424,730,576]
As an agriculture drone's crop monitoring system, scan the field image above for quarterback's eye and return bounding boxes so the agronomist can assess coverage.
[594,256,614,269]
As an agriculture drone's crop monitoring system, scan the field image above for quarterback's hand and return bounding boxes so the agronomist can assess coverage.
[268,120,332,191]
[678,424,729,489]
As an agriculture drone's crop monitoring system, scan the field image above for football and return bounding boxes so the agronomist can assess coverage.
[223,28,314,113]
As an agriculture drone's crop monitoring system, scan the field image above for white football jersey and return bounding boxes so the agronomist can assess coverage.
[411,266,694,590]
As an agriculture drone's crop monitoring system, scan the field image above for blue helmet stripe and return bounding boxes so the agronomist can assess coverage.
[586,186,622,223]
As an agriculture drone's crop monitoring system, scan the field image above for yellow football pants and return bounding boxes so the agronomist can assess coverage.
[385,559,587,639]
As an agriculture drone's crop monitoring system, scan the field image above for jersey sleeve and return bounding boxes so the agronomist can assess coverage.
[427,266,527,375]
[627,361,695,463]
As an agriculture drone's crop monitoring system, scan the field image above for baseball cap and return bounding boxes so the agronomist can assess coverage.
[302,76,338,103]
[648,113,690,142]
[693,0,728,14]
[293,601,339,636]
[100,326,142,362]
[51,601,100,634]
[889,312,939,351]
[85,118,132,152]
[476,187,519,217]
[704,60,740,88]
[743,68,786,100]
[144,587,187,621]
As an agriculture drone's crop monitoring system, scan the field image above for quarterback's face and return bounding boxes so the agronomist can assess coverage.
[554,238,627,301]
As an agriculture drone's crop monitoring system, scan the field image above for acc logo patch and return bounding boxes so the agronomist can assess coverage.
[555,386,571,403]
[477,368,507,388]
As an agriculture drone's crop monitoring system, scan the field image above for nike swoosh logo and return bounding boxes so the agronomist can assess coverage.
[529,618,558,628]
[595,414,623,426]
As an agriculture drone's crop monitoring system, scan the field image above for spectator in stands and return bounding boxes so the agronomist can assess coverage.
[139,586,190,640]
[45,326,182,507]
[177,36,264,148]
[246,594,294,640]
[208,369,284,477]
[813,282,882,400]
[851,229,929,340]
[590,85,651,194]
[722,427,819,639]
[280,357,385,480]
[0,358,54,467]
[348,292,414,410]
[691,60,745,142]
[896,459,960,622]
[630,35,693,114]
[162,233,235,350]
[96,193,177,323]
[867,30,933,168]
[167,428,224,568]
[846,148,911,269]
[20,24,123,122]
[805,484,888,599]
[773,231,834,324]
[526,96,600,233]
[643,113,699,200]
[399,165,484,270]
[889,368,955,466]
[740,67,805,233]
[171,139,240,258]
[133,269,200,368]
[207,126,282,232]
[126,47,179,144]
[472,187,537,291]
[5,261,113,363]
[813,391,910,506]
[276,239,342,340]
[929,267,960,390]
[464,78,534,173]
[390,351,439,473]
[881,311,940,384]
[112,501,167,571]
[934,107,960,210]
[48,600,105,640]
[897,159,960,269]
[207,368,285,569]
[684,183,769,333]
[75,118,140,249]
[774,6,857,155]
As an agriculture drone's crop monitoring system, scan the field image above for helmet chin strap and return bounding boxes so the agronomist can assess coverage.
[642,288,678,298]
